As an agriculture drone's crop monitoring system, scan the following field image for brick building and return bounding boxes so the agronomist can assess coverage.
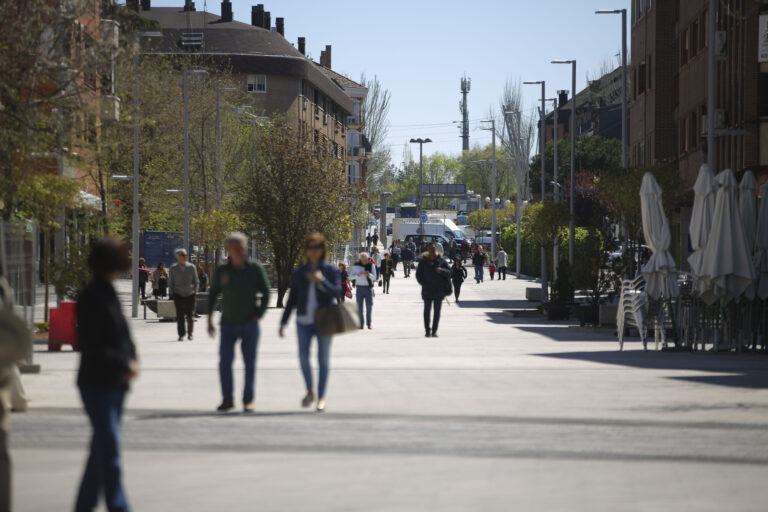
[135,0,367,183]
[630,0,768,185]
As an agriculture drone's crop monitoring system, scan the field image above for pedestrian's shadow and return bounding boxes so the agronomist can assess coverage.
[134,410,312,421]
[457,299,532,309]
[537,350,768,389]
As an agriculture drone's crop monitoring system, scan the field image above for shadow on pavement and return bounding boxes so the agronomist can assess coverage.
[537,350,768,389]
[457,299,532,309]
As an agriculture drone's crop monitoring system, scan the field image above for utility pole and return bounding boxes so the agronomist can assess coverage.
[481,119,498,261]
[524,80,548,301]
[552,98,559,280]
[460,75,471,151]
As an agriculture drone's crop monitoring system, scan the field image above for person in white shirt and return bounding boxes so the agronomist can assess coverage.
[349,252,377,329]
[495,249,508,280]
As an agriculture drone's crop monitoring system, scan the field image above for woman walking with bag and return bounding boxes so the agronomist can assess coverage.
[416,242,452,338]
[279,233,342,412]
[350,252,377,329]
[451,259,468,303]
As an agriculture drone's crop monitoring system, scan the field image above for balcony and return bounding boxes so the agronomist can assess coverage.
[350,146,366,158]
[346,115,360,127]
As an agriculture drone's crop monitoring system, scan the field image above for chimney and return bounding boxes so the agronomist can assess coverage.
[183,0,196,12]
[252,4,264,28]
[298,37,305,55]
[221,0,232,22]
[558,90,569,108]
[140,0,150,10]
[264,11,271,30]
[319,50,326,67]
[126,0,139,11]
[276,17,284,36]
[324,45,332,69]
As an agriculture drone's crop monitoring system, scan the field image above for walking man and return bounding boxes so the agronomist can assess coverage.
[380,252,394,294]
[169,249,198,341]
[401,242,414,278]
[372,231,379,248]
[350,252,377,329]
[496,248,508,280]
[416,243,451,338]
[207,233,271,413]
[472,247,486,283]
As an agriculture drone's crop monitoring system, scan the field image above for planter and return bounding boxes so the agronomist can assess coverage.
[573,304,599,327]
[525,287,543,302]
[599,304,619,326]
[542,301,571,321]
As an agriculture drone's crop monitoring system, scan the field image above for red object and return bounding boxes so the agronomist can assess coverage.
[48,301,78,351]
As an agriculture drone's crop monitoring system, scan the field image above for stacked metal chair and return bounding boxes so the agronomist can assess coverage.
[617,275,648,351]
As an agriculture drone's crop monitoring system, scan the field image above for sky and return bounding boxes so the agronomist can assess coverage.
[149,0,631,161]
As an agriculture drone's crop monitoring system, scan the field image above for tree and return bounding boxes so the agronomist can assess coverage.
[233,117,359,307]
[498,79,536,201]
[191,209,242,264]
[16,175,79,320]
[457,144,514,201]
[0,0,109,219]
[359,74,391,151]
[467,204,516,232]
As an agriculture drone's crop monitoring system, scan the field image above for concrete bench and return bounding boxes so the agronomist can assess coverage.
[525,287,543,302]
[156,300,177,321]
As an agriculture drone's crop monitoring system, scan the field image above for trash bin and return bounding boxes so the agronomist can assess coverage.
[48,301,77,351]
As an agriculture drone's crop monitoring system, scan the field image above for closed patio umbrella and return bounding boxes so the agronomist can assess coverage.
[755,181,768,300]
[640,172,678,299]
[739,171,757,300]
[687,164,716,292]
[698,169,755,305]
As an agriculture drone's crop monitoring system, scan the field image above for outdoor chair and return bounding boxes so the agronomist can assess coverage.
[617,275,648,351]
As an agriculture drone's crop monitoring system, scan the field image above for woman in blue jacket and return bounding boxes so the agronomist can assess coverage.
[279,233,342,412]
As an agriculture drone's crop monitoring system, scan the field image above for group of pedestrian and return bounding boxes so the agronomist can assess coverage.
[142,258,208,300]
[74,232,351,511]
[365,230,379,251]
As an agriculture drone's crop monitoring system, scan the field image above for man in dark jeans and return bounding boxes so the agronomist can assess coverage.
[169,249,199,341]
[416,243,451,338]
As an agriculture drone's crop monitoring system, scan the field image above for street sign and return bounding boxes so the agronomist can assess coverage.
[420,214,428,223]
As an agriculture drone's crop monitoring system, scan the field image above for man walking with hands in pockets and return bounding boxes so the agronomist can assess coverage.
[207,233,271,413]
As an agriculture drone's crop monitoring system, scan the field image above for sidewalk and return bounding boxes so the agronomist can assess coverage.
[12,269,768,511]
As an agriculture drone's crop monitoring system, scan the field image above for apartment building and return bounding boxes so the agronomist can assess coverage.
[630,0,768,185]
[135,1,357,167]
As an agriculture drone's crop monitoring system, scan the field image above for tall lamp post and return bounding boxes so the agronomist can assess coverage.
[552,59,577,265]
[216,87,237,209]
[523,80,547,300]
[480,120,498,261]
[409,137,432,233]
[184,69,208,254]
[129,31,161,318]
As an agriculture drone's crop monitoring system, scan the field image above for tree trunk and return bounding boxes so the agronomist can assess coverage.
[43,233,50,322]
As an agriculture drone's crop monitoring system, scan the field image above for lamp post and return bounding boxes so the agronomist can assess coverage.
[130,31,162,318]
[552,59,577,266]
[216,87,237,209]
[409,137,432,233]
[595,10,627,170]
[480,120,498,261]
[523,80,547,300]
[380,191,392,249]
[184,69,208,255]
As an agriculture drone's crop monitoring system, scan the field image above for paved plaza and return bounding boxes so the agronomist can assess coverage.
[11,271,768,511]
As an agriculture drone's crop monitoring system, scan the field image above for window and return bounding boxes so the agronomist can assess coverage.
[680,28,689,65]
[647,54,652,90]
[700,10,708,49]
[247,74,266,93]
[638,61,647,95]
[688,111,698,149]
[690,20,699,56]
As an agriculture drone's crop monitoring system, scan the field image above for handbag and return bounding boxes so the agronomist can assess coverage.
[315,302,360,337]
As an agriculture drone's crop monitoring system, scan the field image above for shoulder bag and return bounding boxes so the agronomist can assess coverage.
[315,302,360,337]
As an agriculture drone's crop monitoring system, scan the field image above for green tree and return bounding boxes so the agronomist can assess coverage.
[233,117,359,307]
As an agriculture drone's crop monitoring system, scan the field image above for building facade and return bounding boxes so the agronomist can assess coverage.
[630,0,768,185]
[136,1,359,170]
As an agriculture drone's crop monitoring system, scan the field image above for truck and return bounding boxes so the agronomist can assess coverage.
[392,218,468,243]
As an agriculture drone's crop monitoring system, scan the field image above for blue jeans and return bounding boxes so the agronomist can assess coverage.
[297,323,332,398]
[424,298,443,334]
[474,265,484,282]
[76,386,129,512]
[219,321,260,404]
[356,286,373,327]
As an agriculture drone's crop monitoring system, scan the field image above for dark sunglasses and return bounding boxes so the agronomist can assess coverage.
[306,244,324,250]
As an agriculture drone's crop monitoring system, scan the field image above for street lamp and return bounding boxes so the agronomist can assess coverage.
[480,120,498,261]
[595,10,627,171]
[184,69,208,255]
[409,137,431,232]
[552,59,577,266]
[127,31,162,318]
[523,80,548,300]
[216,87,237,209]
[503,109,530,278]
[380,191,392,248]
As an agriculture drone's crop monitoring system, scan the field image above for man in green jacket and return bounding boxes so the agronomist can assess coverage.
[207,233,270,413]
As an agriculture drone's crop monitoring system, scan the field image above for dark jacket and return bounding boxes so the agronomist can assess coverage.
[451,265,468,284]
[281,262,342,326]
[401,247,414,261]
[472,252,486,267]
[415,254,452,300]
[76,279,137,388]
[380,258,395,276]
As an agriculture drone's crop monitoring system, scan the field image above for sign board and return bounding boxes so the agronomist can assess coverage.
[760,15,768,63]
[141,231,184,269]
[420,214,429,223]
[420,184,467,196]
